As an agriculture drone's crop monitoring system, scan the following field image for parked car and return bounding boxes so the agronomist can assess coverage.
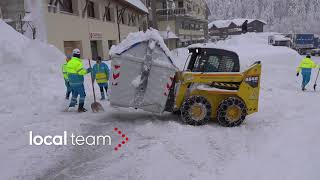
[310,48,320,56]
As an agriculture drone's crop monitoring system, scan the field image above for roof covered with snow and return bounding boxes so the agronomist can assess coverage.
[209,18,267,29]
[123,0,149,14]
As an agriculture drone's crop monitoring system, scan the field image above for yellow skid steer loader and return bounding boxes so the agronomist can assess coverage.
[165,47,262,127]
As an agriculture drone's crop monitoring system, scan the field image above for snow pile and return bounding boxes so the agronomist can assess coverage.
[0,20,69,179]
[110,29,175,63]
[24,0,47,41]
[188,32,302,70]
[171,48,190,70]
[0,20,64,112]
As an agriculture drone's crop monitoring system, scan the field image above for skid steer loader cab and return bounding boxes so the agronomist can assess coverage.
[170,47,262,127]
[186,48,240,73]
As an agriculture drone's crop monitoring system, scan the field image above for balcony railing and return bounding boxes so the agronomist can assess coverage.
[156,8,188,16]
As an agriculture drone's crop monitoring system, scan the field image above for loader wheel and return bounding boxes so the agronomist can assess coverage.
[217,97,247,127]
[181,96,212,126]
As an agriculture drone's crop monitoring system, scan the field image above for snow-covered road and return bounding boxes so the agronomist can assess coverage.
[0,21,320,180]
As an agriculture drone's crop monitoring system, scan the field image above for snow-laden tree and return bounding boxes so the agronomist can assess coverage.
[206,0,320,34]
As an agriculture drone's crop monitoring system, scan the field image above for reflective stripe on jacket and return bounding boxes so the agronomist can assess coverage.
[62,63,68,81]
[92,63,110,84]
[66,57,88,86]
[297,58,317,73]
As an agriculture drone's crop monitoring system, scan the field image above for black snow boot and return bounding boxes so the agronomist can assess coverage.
[66,91,71,100]
[78,103,87,113]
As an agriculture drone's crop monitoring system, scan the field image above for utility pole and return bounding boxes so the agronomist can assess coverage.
[150,0,158,29]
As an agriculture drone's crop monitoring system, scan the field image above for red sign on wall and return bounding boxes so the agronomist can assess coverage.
[89,32,103,40]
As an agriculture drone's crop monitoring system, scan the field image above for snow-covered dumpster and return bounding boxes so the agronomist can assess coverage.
[109,29,178,114]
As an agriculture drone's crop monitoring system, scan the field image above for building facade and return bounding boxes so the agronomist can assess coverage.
[209,19,266,39]
[1,0,148,60]
[147,0,209,48]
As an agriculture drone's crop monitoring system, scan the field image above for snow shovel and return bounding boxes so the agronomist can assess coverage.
[314,68,320,91]
[88,59,104,113]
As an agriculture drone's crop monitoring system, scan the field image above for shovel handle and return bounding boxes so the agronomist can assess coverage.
[314,69,320,91]
[89,59,97,102]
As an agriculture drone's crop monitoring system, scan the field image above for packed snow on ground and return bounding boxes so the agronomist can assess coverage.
[1,19,320,180]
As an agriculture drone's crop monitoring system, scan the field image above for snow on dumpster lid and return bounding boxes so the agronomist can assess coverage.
[124,0,149,14]
[110,28,177,68]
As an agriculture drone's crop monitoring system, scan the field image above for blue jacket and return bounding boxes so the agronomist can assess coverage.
[92,62,110,84]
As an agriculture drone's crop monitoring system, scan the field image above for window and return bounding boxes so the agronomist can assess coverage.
[221,56,236,72]
[146,0,151,7]
[190,24,194,30]
[192,54,205,72]
[131,15,136,26]
[121,12,125,24]
[64,41,82,57]
[180,22,184,29]
[178,1,184,8]
[104,6,112,21]
[87,1,95,18]
[204,56,220,72]
[162,2,167,9]
[108,40,116,50]
[187,3,192,11]
[60,0,73,13]
[127,14,133,26]
[189,52,239,73]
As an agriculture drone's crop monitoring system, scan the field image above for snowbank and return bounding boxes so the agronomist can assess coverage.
[188,32,302,71]
[0,20,67,179]
[0,20,64,111]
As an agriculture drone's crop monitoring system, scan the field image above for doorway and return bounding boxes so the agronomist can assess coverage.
[90,40,103,60]
[64,41,82,56]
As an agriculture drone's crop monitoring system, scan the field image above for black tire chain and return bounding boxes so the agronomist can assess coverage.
[217,97,247,127]
[181,96,212,126]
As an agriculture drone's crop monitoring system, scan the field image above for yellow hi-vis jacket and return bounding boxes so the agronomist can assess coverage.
[66,57,89,86]
[66,57,88,75]
[296,58,318,73]
[62,63,68,81]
